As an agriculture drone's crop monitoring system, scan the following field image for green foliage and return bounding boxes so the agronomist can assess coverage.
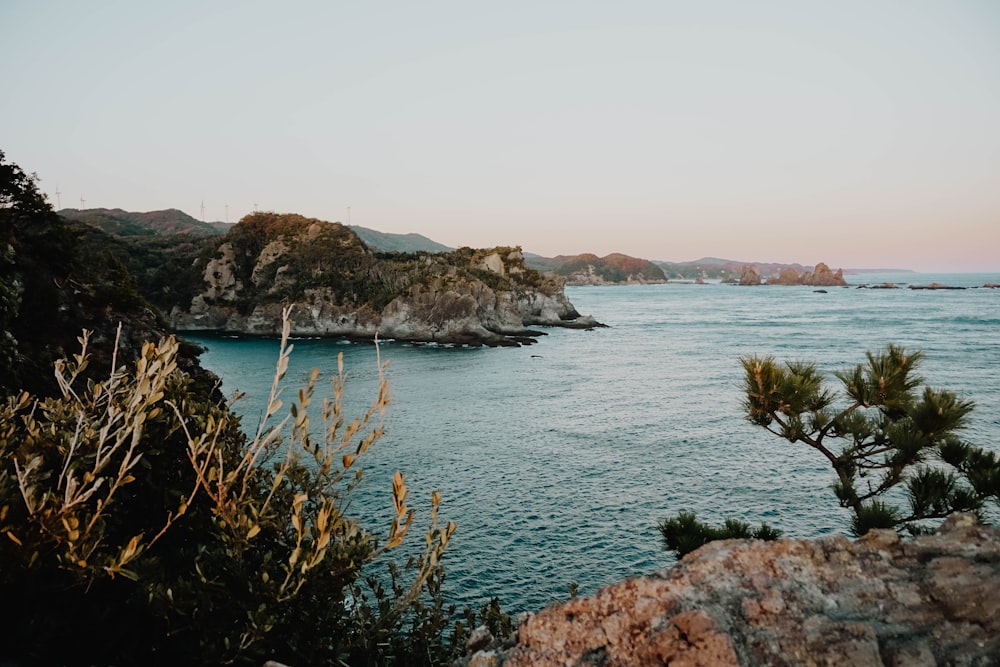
[0,311,467,665]
[740,345,1000,536]
[75,229,222,314]
[660,345,999,559]
[59,207,223,237]
[0,149,51,222]
[1,151,174,396]
[658,511,782,558]
[1,150,84,393]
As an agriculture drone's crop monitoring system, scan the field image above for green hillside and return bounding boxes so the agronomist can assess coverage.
[349,224,452,253]
[59,207,223,236]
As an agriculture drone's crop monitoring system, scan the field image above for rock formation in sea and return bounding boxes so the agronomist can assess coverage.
[738,265,762,285]
[766,262,847,286]
[163,213,601,346]
[460,514,999,666]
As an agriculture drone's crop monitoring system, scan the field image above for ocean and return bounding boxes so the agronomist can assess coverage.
[185,271,1000,614]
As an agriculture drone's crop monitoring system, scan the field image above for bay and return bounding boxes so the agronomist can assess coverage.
[185,271,1000,614]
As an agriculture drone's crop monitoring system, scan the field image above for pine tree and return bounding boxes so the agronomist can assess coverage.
[660,345,1000,558]
[741,344,999,535]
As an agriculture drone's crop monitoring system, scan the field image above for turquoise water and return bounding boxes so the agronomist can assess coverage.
[185,272,1000,613]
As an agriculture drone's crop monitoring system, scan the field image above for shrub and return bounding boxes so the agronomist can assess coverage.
[658,512,782,558]
[0,308,458,665]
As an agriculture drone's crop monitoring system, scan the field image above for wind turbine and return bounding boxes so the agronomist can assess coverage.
[80,196,86,209]
[201,200,205,221]
[55,185,62,209]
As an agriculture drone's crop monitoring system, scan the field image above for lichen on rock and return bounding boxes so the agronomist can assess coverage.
[463,514,1000,666]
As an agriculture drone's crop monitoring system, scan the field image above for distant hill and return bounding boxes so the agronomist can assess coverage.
[59,208,223,236]
[349,225,452,253]
[657,258,810,281]
[525,252,666,285]
[58,211,454,255]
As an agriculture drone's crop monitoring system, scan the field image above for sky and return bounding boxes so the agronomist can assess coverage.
[2,1,999,272]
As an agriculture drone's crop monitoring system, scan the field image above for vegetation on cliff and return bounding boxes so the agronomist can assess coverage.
[77,210,571,343]
[1,151,508,665]
[1,150,182,396]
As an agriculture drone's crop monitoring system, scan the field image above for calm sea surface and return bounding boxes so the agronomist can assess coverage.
[185,271,1000,614]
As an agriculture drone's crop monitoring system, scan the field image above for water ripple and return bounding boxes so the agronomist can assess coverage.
[187,276,1000,614]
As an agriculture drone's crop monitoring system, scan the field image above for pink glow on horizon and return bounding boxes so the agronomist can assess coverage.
[2,2,997,273]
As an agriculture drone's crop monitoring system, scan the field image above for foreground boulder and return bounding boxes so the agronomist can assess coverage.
[467,514,999,666]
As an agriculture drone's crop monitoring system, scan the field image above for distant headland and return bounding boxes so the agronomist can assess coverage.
[59,208,603,347]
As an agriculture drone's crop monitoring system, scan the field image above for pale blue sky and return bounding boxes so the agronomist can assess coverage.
[2,1,998,271]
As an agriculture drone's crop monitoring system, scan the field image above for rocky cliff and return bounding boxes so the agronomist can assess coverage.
[163,213,600,346]
[464,514,999,666]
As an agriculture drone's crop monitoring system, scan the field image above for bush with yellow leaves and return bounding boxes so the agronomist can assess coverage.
[0,308,458,666]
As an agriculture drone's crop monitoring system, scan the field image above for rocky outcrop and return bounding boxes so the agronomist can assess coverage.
[465,514,1000,666]
[767,262,847,286]
[739,265,762,285]
[803,262,847,286]
[167,213,602,346]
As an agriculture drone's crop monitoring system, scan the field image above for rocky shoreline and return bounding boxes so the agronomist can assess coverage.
[460,514,1000,666]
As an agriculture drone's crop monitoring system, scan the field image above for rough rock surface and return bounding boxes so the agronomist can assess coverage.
[168,214,603,346]
[739,265,762,285]
[466,514,1000,666]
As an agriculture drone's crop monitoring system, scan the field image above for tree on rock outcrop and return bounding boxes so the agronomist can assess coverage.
[661,345,1000,558]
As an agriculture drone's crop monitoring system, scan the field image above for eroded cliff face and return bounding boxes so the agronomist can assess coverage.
[168,214,601,345]
[464,514,1000,667]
